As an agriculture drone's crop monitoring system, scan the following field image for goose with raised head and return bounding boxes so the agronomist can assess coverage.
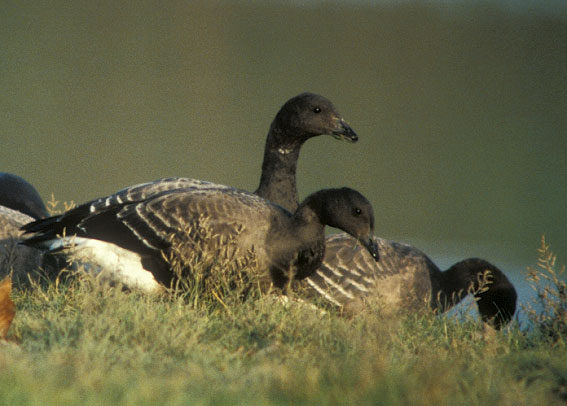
[21,93,366,290]
[40,92,357,223]
[23,187,378,293]
[305,234,517,329]
[24,92,358,240]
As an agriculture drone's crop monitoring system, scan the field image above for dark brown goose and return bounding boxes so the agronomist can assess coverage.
[21,93,367,291]
[23,187,378,293]
[44,92,356,218]
[305,234,517,329]
[1,173,48,281]
[21,91,357,244]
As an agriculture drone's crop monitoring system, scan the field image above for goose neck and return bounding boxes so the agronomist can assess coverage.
[254,125,303,212]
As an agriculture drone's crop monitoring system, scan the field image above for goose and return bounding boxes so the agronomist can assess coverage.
[20,91,356,229]
[0,173,48,282]
[21,93,368,290]
[249,95,516,328]
[23,187,378,293]
[191,95,515,329]
[304,234,517,329]
[73,92,356,213]
[0,173,48,221]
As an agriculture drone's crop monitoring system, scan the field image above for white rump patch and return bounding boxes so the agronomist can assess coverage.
[46,237,163,294]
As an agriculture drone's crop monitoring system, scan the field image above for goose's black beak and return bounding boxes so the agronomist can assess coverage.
[361,236,379,261]
[331,119,358,143]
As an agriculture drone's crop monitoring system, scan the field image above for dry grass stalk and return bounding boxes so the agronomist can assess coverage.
[524,235,566,343]
[163,215,265,307]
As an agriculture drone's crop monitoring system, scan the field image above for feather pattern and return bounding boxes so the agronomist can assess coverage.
[21,93,365,292]
[305,233,517,328]
[23,186,377,293]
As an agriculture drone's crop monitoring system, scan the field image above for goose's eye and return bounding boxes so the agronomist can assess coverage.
[312,107,321,114]
[353,208,362,216]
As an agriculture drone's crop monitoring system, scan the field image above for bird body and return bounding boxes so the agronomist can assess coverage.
[307,234,517,328]
[23,186,378,293]
[307,235,432,313]
[22,92,365,292]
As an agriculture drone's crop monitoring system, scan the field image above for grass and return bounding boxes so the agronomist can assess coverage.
[523,236,567,345]
[0,235,566,405]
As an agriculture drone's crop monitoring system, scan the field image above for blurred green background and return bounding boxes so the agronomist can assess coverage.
[1,0,566,272]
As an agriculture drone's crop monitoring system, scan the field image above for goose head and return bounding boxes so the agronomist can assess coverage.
[271,92,358,149]
[316,187,379,261]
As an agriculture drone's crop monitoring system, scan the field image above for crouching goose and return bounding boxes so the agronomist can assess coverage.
[306,235,517,329]
[22,187,378,293]
[1,173,49,281]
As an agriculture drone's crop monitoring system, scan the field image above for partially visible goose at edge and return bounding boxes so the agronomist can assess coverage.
[23,187,378,293]
[21,93,365,291]
[0,173,49,282]
[305,234,517,329]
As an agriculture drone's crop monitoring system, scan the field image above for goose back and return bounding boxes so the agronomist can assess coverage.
[24,185,280,291]
[307,234,432,313]
[21,93,361,291]
[1,206,35,240]
[306,233,517,328]
[1,207,44,282]
[23,186,377,293]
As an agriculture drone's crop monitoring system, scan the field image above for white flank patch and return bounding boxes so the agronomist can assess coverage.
[47,237,163,294]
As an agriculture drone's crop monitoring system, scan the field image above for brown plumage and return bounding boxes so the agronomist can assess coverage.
[21,92,362,292]
[24,187,378,293]
[306,234,517,329]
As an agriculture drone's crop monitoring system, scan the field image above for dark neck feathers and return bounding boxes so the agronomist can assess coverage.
[254,123,307,212]
[435,258,517,329]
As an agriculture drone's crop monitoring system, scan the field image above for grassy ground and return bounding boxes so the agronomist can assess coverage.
[0,238,565,406]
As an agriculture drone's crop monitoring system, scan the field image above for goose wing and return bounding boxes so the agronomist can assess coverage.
[24,184,284,270]
[115,188,278,253]
[21,178,230,237]
[307,234,432,307]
